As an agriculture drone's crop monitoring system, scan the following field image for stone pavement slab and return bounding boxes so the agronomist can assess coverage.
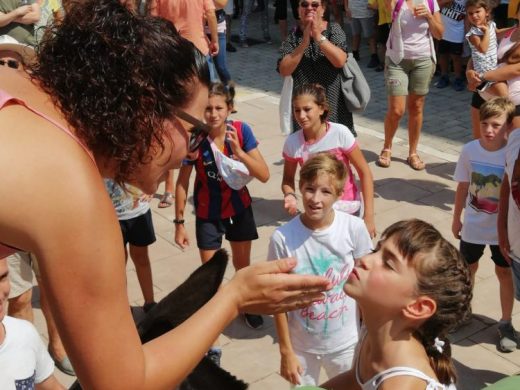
[28,6,520,389]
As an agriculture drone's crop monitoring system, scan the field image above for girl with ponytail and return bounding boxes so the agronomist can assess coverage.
[322,219,473,389]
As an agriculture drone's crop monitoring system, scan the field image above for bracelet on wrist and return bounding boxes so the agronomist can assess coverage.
[284,192,297,200]
[173,218,185,225]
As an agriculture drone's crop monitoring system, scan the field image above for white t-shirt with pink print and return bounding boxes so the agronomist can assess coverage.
[283,122,360,213]
[268,211,373,354]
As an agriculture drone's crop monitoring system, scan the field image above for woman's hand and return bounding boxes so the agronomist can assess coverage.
[223,259,331,315]
[414,4,432,20]
[174,223,190,249]
[466,69,481,91]
[280,351,304,385]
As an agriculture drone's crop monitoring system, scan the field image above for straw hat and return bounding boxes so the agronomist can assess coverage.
[0,35,36,65]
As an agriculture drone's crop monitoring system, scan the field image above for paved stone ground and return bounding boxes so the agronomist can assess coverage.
[29,6,519,389]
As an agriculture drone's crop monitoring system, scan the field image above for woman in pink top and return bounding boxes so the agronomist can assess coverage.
[0,1,330,388]
[378,0,443,171]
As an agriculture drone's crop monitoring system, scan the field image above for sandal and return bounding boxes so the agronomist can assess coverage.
[158,192,174,208]
[407,154,426,171]
[377,149,392,168]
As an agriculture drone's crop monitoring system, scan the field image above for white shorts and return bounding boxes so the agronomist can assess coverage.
[292,343,357,387]
[7,252,34,299]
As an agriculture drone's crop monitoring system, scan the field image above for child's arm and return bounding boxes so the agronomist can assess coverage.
[348,146,376,238]
[274,313,304,385]
[344,0,351,18]
[36,374,66,390]
[205,8,219,56]
[468,26,490,54]
[174,165,194,249]
[498,174,512,263]
[452,182,469,239]
[321,369,358,389]
[282,159,299,215]
[226,126,270,183]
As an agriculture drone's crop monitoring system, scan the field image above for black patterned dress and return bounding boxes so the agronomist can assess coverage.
[278,22,355,136]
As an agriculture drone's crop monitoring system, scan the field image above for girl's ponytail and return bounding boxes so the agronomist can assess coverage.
[418,331,456,385]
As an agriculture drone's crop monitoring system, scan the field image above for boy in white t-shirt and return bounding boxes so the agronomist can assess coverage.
[269,153,373,387]
[452,98,518,352]
[0,257,64,390]
[498,108,520,305]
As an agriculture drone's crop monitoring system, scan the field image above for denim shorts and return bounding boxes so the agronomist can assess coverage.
[385,56,435,96]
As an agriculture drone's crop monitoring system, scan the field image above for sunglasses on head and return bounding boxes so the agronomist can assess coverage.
[175,109,212,153]
[300,1,320,8]
[0,59,19,69]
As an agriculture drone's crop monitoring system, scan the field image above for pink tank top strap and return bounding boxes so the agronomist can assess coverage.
[0,89,96,165]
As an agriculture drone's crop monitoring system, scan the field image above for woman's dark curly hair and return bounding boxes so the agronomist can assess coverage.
[31,0,210,183]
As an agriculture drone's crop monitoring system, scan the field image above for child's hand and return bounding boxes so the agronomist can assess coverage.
[451,219,462,239]
[174,224,190,249]
[479,24,488,33]
[280,352,304,385]
[364,215,376,238]
[226,125,244,159]
[284,193,299,215]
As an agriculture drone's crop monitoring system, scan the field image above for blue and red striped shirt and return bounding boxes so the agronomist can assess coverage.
[187,120,259,220]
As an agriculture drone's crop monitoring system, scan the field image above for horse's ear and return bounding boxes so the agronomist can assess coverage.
[138,249,229,341]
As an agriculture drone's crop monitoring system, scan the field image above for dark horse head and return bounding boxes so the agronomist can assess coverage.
[70,249,248,390]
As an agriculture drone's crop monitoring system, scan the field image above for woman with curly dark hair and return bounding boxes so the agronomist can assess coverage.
[0,1,330,388]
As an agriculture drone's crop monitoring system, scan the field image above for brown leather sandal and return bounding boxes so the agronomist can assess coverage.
[377,149,392,168]
[407,154,426,171]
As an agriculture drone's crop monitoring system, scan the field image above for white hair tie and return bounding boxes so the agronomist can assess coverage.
[434,337,445,354]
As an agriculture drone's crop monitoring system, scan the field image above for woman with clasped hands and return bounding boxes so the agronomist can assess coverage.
[278,0,355,135]
[0,1,331,389]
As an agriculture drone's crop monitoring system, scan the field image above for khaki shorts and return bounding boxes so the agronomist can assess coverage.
[385,57,435,96]
[7,252,34,299]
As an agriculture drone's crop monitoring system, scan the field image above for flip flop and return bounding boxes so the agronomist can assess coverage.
[158,192,174,208]
[376,149,392,168]
[407,154,426,171]
[49,348,75,376]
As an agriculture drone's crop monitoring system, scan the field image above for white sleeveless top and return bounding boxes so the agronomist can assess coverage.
[356,364,456,390]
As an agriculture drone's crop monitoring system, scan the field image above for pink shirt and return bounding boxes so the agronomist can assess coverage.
[400,1,440,59]
[282,122,359,201]
[153,0,215,55]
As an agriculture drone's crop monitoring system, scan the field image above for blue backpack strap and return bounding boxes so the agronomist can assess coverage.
[392,0,434,21]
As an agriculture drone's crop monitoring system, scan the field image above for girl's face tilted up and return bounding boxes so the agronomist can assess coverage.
[299,172,339,230]
[466,6,488,27]
[344,237,419,312]
[293,94,325,132]
[205,94,231,134]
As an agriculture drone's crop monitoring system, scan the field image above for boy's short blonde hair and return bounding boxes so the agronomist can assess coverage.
[299,153,347,195]
[479,97,516,124]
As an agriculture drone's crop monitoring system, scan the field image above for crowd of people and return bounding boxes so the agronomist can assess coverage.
[0,0,520,389]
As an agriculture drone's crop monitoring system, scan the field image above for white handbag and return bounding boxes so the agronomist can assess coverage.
[279,76,294,135]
